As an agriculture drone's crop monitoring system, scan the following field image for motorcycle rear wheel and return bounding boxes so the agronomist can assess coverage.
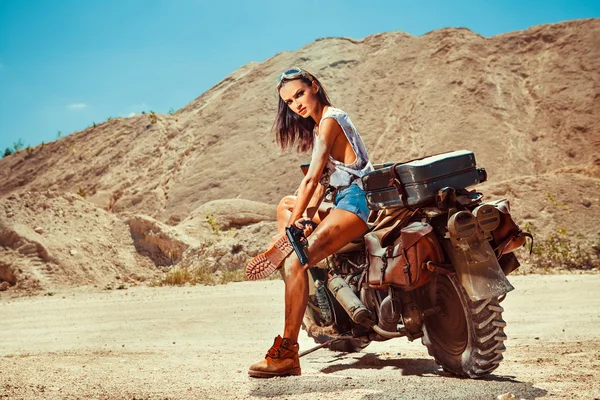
[420,274,507,378]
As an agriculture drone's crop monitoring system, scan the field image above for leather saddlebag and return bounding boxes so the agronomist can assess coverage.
[489,199,529,256]
[365,221,444,290]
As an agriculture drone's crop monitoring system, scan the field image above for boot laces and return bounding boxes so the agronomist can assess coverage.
[265,337,296,358]
[266,347,282,358]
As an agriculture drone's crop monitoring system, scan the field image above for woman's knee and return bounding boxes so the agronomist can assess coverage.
[277,195,296,212]
[281,256,307,280]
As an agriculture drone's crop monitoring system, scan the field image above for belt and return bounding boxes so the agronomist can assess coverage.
[326,175,362,201]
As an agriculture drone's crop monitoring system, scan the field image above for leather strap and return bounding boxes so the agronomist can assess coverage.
[494,230,533,257]
[426,261,454,275]
[401,247,411,285]
[388,162,414,210]
[380,209,419,247]
[380,251,388,286]
[384,152,454,211]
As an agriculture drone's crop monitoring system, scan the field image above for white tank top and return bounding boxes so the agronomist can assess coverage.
[313,107,374,189]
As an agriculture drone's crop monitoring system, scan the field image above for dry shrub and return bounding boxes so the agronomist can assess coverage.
[156,264,216,286]
[153,258,251,286]
[153,262,282,286]
[220,269,246,284]
[524,223,600,271]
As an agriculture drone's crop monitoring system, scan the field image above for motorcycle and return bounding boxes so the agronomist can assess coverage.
[297,150,529,378]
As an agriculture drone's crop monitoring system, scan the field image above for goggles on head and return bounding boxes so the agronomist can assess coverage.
[276,67,312,89]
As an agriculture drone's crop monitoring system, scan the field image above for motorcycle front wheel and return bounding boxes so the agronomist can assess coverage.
[419,273,507,378]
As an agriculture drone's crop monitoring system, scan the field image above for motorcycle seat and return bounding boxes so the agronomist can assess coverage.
[337,240,363,254]
[336,224,376,254]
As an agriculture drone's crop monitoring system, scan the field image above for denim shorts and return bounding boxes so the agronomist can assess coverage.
[333,183,370,224]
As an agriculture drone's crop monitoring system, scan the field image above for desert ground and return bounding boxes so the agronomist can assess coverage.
[1,274,599,400]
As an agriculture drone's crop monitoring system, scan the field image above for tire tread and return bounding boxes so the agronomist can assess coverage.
[421,275,508,378]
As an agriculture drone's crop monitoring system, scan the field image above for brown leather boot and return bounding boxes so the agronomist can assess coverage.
[246,235,294,281]
[248,335,301,378]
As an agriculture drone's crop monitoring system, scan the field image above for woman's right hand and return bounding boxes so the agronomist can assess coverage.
[293,218,316,238]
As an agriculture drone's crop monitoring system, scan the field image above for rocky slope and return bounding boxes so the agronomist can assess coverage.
[1,19,599,292]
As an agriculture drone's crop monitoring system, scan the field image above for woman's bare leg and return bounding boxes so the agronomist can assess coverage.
[276,196,296,235]
[248,208,368,377]
[281,208,368,341]
[247,195,333,281]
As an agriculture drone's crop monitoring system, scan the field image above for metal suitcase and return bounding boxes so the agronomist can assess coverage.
[362,150,485,210]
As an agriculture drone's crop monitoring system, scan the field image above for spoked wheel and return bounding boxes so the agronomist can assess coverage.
[420,274,507,378]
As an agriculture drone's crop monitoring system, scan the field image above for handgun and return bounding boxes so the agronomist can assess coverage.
[286,220,317,266]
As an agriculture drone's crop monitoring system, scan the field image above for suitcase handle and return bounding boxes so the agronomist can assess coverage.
[388,162,414,211]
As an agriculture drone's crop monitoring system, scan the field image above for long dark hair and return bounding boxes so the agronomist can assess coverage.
[273,70,333,153]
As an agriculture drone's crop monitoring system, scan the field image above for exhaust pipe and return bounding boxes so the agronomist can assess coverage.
[327,275,374,328]
[372,324,405,338]
[326,277,421,339]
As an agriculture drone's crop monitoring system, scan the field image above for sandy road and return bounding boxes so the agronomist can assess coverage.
[1,275,599,400]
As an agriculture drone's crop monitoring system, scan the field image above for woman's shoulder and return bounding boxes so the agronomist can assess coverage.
[321,107,359,134]
[321,106,350,122]
[326,106,347,116]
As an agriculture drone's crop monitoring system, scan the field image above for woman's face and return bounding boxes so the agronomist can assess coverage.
[278,79,320,119]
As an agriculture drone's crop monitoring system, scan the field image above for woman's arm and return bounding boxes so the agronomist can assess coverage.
[293,180,326,219]
[287,118,341,227]
[304,182,326,220]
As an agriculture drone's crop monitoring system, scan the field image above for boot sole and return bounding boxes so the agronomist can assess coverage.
[248,367,301,378]
[245,235,294,280]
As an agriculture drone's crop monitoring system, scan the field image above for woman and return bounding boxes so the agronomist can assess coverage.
[246,67,374,378]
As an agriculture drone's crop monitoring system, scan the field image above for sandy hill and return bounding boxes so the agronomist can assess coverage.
[1,19,599,292]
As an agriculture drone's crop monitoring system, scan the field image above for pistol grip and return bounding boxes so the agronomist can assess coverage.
[286,226,309,266]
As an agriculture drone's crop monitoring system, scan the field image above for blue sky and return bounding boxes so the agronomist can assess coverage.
[0,0,598,153]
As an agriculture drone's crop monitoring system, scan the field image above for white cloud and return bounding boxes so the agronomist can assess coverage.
[131,103,149,112]
[123,103,149,118]
[67,103,87,110]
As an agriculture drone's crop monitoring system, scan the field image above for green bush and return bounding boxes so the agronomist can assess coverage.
[524,224,599,271]
[13,138,24,152]
[3,147,13,158]
[205,210,220,236]
[545,192,569,209]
